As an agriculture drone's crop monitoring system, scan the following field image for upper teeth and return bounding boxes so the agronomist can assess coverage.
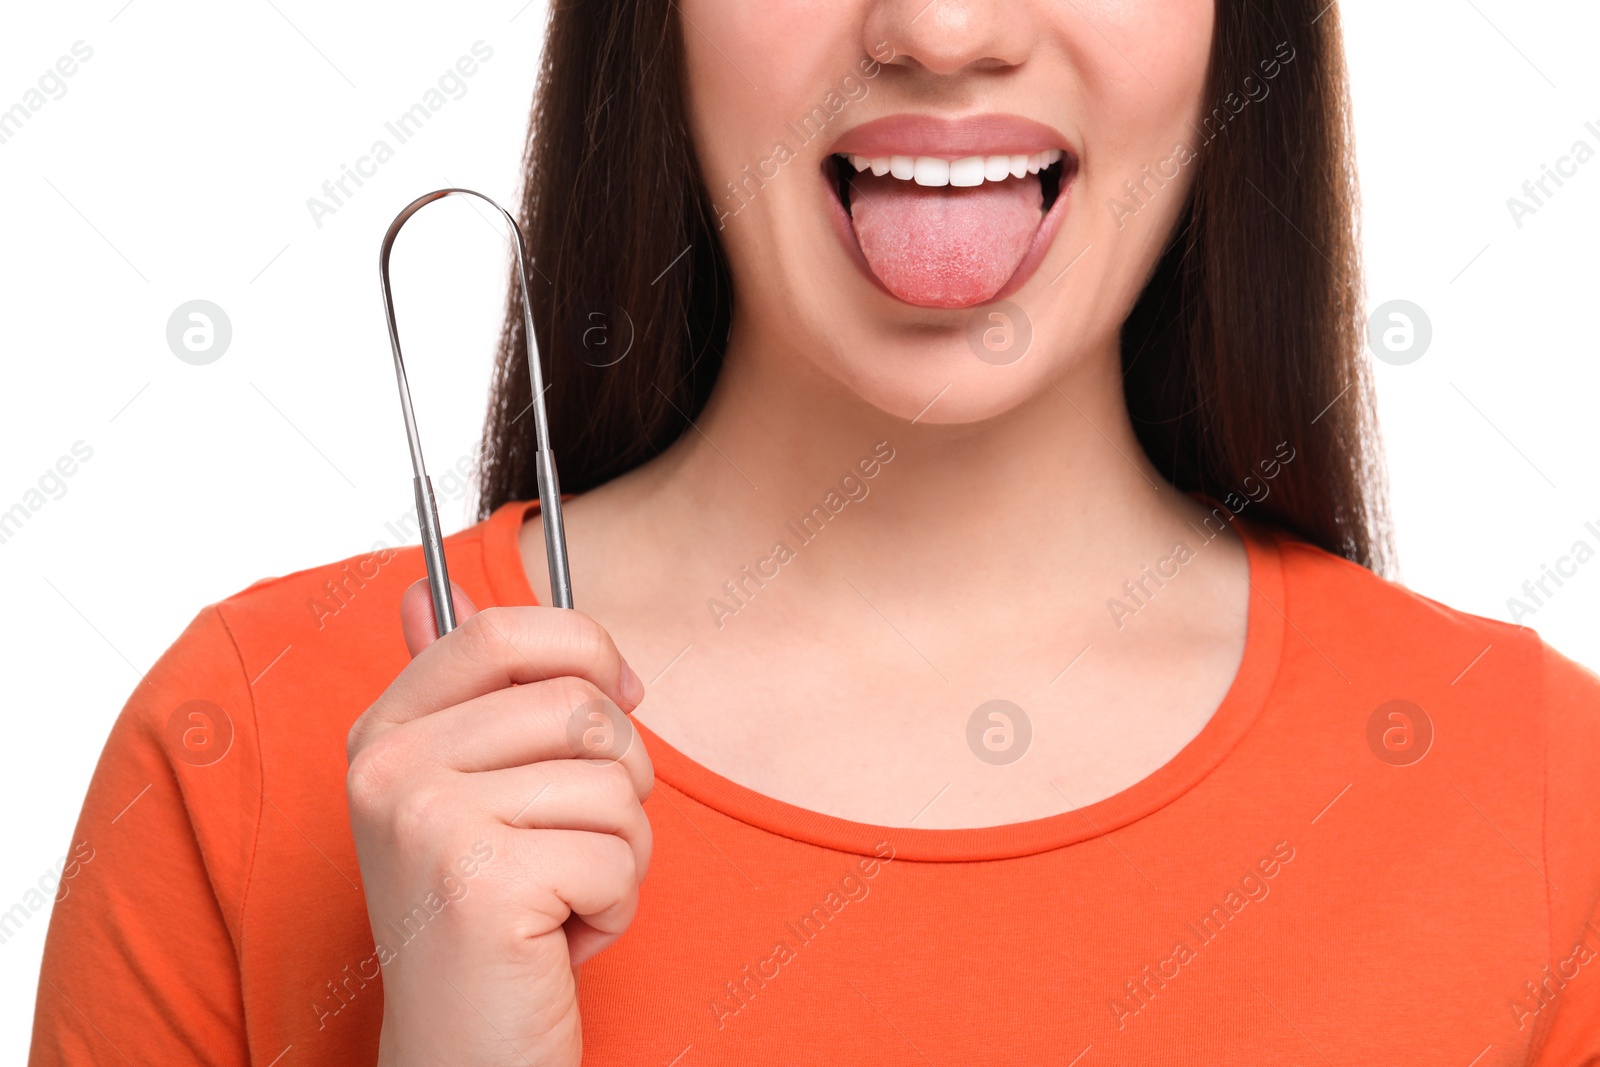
[848,150,1063,187]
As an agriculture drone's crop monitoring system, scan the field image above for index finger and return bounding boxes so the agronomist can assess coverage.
[358,606,644,741]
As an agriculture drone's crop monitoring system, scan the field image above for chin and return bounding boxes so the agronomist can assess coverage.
[797,309,1072,428]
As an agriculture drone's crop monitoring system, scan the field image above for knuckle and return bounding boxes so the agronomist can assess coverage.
[562,611,612,668]
[459,605,540,672]
[550,674,606,715]
[598,832,638,886]
[637,767,655,804]
[423,842,478,895]
[454,608,506,663]
[634,813,655,881]
[554,681,624,761]
[345,732,402,817]
[344,714,371,764]
[593,760,637,811]
[391,779,449,844]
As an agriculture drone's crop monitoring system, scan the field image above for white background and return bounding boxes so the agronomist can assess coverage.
[1,0,1596,1056]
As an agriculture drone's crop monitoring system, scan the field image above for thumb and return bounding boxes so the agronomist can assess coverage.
[400,577,478,657]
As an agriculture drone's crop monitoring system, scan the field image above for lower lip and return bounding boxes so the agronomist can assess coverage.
[822,161,1075,310]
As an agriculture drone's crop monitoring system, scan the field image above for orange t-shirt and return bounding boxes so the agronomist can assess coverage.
[30,500,1600,1065]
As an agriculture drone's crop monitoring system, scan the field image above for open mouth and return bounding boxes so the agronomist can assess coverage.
[824,146,1077,309]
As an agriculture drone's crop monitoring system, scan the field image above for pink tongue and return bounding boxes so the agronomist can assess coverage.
[848,171,1043,309]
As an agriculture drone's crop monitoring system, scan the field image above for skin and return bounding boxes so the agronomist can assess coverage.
[546,0,1240,826]
[348,1,1241,1062]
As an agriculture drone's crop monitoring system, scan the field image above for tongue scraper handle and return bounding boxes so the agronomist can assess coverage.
[378,187,573,636]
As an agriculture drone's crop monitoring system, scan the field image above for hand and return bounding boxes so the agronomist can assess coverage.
[346,579,653,1066]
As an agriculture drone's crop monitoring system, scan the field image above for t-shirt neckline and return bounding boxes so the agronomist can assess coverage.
[480,495,1286,862]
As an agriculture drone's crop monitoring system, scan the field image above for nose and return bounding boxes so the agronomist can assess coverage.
[865,0,1039,76]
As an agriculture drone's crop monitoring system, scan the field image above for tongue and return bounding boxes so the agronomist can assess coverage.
[848,170,1043,309]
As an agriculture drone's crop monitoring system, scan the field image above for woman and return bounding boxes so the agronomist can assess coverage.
[30,0,1600,1063]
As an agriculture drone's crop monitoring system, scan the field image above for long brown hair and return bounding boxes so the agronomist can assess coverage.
[477,0,1393,573]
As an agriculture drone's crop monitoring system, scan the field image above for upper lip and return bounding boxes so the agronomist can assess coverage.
[828,113,1073,160]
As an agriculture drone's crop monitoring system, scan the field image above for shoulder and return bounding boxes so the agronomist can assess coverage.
[44,511,523,1060]
[1534,635,1600,929]
[1247,520,1600,786]
[125,505,520,812]
[1257,520,1600,840]
[209,515,499,675]
[1258,524,1559,687]
[1274,531,1507,638]
[203,496,542,680]
[112,508,515,899]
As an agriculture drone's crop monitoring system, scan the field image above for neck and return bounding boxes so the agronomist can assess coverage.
[621,318,1206,629]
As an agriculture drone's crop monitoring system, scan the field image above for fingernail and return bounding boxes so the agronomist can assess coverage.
[619,662,645,707]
